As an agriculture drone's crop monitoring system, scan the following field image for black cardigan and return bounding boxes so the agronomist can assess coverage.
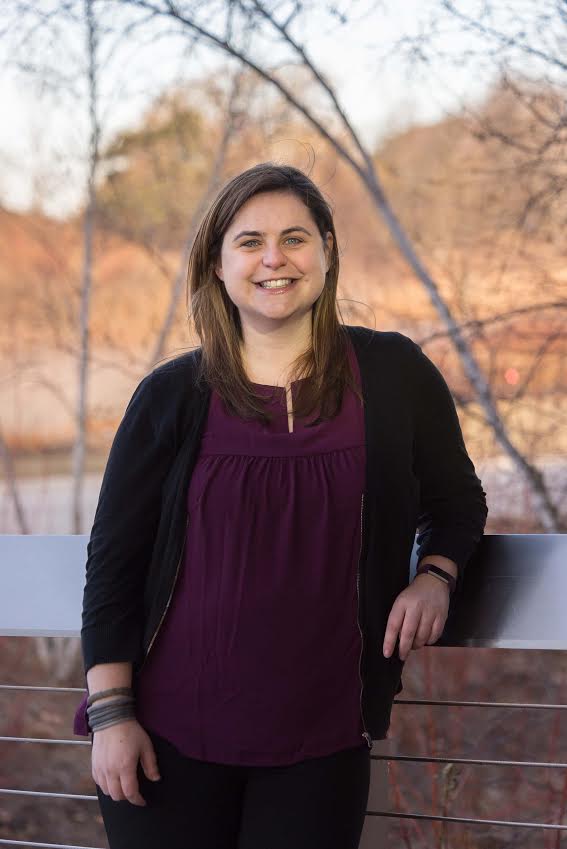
[81,325,488,740]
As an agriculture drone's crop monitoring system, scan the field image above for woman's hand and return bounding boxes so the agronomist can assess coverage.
[383,573,450,661]
[91,719,161,806]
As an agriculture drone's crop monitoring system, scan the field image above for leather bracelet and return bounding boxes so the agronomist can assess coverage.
[88,701,136,732]
[88,704,136,724]
[90,711,137,733]
[415,563,457,595]
[87,695,135,717]
[87,687,133,707]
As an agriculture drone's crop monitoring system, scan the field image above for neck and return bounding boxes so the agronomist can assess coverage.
[240,313,312,386]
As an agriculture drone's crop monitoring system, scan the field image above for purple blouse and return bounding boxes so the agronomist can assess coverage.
[75,339,368,765]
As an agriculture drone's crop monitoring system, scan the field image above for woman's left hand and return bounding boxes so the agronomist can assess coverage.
[382,574,450,661]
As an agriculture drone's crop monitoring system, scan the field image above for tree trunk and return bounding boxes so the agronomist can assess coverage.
[71,0,99,535]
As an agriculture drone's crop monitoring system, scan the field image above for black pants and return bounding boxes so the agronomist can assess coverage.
[97,730,371,849]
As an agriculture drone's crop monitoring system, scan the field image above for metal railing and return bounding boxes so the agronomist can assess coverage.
[1,532,566,847]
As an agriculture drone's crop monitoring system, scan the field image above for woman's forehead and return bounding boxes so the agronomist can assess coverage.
[227,191,313,231]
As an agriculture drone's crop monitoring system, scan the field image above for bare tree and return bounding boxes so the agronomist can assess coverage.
[391,1,567,238]
[0,428,29,534]
[103,0,563,531]
[5,2,562,526]
[0,0,104,679]
[71,0,99,535]
[148,69,245,367]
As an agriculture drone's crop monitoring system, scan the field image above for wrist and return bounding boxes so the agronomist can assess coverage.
[417,556,458,579]
[414,571,450,589]
[86,686,136,733]
[415,563,456,595]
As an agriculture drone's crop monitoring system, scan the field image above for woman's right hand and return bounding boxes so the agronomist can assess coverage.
[91,719,161,806]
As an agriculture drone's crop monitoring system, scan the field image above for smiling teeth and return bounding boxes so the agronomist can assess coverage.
[259,278,294,289]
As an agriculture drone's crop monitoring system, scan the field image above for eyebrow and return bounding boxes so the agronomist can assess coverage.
[232,226,312,242]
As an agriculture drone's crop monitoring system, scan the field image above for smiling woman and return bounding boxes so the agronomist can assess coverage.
[189,163,360,428]
[77,162,487,849]
[213,192,333,385]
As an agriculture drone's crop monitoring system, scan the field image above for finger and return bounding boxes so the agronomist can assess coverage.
[107,774,126,803]
[93,770,109,797]
[383,602,406,658]
[412,615,435,650]
[140,741,161,782]
[121,767,146,807]
[398,609,421,660]
[426,615,445,645]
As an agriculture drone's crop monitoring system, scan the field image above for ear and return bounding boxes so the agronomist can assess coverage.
[215,259,224,281]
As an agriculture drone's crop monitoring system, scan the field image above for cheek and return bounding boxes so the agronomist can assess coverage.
[310,252,326,275]
[221,261,253,302]
[222,252,251,280]
[310,246,328,271]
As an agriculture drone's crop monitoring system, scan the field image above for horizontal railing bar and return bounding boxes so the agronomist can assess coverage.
[0,737,90,746]
[0,789,96,801]
[0,839,103,848]
[2,689,566,710]
[0,685,83,694]
[4,689,566,710]
[372,753,567,768]
[2,742,566,766]
[395,698,567,710]
[368,810,567,830]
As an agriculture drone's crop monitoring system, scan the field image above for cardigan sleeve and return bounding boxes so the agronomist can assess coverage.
[80,371,175,674]
[410,341,488,581]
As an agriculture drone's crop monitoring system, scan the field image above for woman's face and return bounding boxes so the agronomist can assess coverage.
[215,190,333,332]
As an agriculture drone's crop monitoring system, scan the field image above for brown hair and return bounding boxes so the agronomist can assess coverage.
[188,162,363,425]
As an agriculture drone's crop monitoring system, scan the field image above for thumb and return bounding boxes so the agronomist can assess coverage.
[140,741,161,782]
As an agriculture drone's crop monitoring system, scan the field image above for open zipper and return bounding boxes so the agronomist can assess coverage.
[356,490,372,749]
[139,513,189,674]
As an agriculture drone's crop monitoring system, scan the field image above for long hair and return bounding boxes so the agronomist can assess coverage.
[188,162,363,425]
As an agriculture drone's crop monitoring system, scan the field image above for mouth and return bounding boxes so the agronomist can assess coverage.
[254,277,298,292]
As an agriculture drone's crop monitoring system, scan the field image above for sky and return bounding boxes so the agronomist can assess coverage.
[0,0,502,218]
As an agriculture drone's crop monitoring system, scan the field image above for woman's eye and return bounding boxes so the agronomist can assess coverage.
[240,237,303,247]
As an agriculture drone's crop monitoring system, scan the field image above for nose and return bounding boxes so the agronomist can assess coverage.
[261,242,286,269]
